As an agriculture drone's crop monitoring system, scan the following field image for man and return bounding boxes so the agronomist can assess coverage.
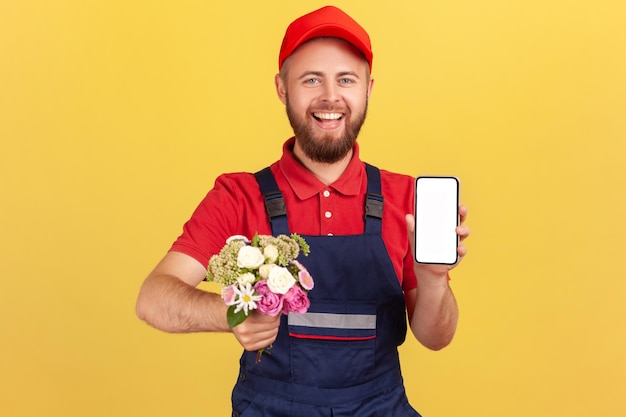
[136,6,470,416]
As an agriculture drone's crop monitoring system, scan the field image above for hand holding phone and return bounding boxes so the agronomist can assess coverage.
[414,176,460,265]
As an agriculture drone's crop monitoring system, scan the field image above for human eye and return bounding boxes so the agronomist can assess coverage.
[298,72,325,86]
[338,77,356,86]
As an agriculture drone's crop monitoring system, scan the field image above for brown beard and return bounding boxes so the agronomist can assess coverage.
[285,95,368,163]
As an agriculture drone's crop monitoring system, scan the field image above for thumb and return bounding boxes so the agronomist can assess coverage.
[405,214,416,257]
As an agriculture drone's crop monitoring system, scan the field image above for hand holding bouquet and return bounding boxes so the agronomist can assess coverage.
[206,233,313,328]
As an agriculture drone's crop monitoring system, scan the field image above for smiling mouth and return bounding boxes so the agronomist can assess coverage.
[313,112,344,122]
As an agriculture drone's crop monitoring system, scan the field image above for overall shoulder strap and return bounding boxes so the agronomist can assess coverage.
[255,164,383,235]
[254,167,290,236]
[364,163,384,234]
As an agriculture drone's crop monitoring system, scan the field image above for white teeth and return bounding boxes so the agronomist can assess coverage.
[314,112,342,120]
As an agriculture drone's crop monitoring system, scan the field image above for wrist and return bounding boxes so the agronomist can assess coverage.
[415,269,450,288]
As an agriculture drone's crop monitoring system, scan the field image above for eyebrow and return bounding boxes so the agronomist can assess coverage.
[337,71,361,79]
[297,71,361,80]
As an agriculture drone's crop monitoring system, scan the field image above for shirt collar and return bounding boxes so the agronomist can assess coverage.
[277,137,364,200]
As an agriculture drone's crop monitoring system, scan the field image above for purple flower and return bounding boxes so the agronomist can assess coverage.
[282,285,310,314]
[254,280,284,316]
[222,285,238,306]
[293,260,314,290]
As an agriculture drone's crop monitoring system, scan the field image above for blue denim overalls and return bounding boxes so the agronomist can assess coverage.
[231,164,421,417]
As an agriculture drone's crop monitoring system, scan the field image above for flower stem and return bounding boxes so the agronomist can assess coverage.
[255,344,273,363]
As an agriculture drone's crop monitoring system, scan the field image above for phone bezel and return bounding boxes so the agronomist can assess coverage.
[413,176,460,265]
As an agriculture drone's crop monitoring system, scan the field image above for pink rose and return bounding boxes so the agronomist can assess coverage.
[282,285,310,314]
[254,280,283,316]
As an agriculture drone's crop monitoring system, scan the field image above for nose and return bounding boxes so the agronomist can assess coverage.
[320,82,340,103]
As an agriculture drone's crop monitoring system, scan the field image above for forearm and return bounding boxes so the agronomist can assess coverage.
[410,274,459,351]
[136,273,230,333]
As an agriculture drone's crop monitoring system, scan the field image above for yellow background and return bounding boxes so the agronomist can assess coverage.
[2,0,625,416]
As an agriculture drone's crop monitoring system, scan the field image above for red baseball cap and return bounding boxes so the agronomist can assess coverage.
[278,6,373,71]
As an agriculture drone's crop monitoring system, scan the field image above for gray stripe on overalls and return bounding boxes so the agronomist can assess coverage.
[288,312,376,329]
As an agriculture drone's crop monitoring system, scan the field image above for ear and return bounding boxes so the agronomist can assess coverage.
[275,74,287,105]
[367,76,375,100]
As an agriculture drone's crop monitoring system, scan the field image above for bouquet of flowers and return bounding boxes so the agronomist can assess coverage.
[206,233,313,328]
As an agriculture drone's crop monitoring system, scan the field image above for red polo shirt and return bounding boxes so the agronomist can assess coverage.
[170,138,417,292]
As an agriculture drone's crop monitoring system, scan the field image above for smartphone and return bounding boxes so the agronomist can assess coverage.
[414,176,460,265]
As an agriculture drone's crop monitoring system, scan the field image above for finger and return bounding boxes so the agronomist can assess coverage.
[405,213,415,234]
[242,334,278,352]
[459,205,468,224]
[405,214,416,254]
[456,225,471,242]
[233,322,279,351]
[250,311,281,323]
[457,243,468,258]
[233,313,279,335]
[245,316,281,334]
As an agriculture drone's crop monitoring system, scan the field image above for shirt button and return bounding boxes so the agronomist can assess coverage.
[323,190,331,198]
[324,211,332,218]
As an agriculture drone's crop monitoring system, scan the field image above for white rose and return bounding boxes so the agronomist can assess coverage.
[237,272,256,285]
[237,246,265,269]
[263,244,279,263]
[259,263,278,279]
[267,266,296,295]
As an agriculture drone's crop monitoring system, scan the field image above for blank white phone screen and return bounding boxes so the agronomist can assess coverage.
[414,177,459,264]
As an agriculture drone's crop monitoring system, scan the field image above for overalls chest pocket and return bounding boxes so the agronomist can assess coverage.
[288,299,377,388]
